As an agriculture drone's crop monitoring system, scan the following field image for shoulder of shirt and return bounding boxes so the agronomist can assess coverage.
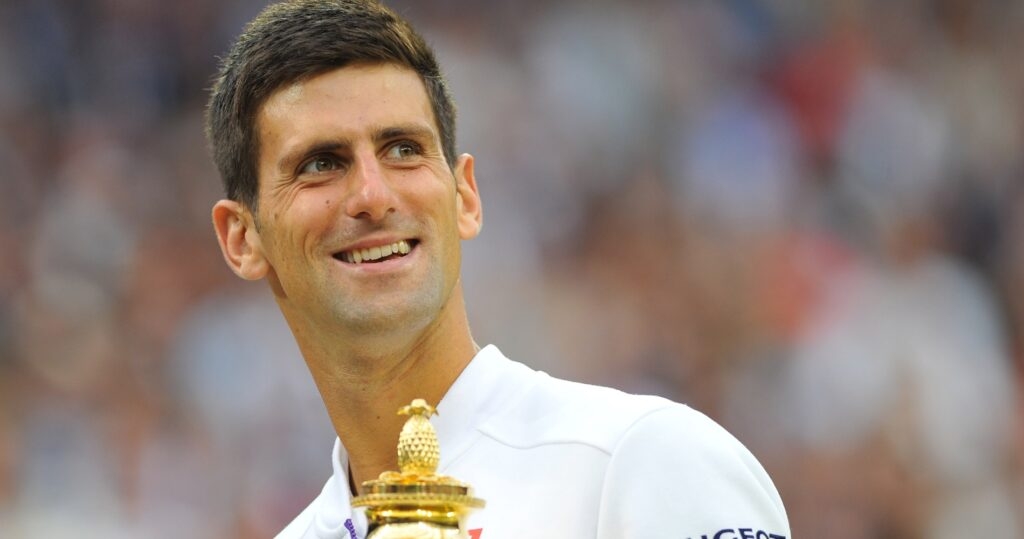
[475,361,789,532]
[476,364,732,457]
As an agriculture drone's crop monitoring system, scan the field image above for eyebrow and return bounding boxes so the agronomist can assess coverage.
[276,123,438,173]
[375,124,435,145]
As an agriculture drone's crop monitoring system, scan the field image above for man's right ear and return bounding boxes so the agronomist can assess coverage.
[212,199,270,281]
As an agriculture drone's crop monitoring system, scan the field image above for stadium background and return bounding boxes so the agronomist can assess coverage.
[0,0,1021,536]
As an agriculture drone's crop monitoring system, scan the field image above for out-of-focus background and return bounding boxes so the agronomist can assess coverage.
[1,0,1022,537]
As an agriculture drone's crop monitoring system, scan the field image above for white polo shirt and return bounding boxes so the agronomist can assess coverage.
[278,345,790,539]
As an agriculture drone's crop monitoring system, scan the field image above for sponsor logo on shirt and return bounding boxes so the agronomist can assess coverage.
[689,529,786,539]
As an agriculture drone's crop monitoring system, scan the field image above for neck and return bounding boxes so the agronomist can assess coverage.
[289,285,479,490]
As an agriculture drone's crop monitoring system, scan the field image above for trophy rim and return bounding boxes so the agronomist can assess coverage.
[352,489,486,509]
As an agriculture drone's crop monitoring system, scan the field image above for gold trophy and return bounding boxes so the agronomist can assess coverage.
[352,399,485,538]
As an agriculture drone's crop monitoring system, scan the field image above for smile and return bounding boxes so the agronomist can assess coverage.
[336,239,415,264]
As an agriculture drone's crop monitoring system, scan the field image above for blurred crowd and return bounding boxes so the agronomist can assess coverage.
[1,0,1022,537]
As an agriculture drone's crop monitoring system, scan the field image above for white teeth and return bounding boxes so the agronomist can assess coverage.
[342,240,412,264]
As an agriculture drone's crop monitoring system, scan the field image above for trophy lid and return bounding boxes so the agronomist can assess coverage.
[352,399,485,513]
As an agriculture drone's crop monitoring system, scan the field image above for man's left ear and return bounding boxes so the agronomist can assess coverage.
[454,153,483,239]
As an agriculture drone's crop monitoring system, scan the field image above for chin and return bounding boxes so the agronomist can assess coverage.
[331,294,441,334]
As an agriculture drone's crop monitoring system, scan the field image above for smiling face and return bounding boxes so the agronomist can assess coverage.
[219,63,481,341]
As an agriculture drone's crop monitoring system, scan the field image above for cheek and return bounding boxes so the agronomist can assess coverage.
[410,176,458,214]
[290,191,339,226]
[261,197,335,260]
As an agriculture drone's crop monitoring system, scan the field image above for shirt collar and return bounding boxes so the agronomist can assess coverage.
[315,438,363,537]
[432,344,536,470]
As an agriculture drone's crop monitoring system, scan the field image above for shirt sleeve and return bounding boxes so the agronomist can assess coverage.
[595,405,790,539]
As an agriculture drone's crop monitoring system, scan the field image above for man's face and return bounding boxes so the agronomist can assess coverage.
[247,63,481,336]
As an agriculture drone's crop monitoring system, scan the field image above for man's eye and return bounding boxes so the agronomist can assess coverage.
[386,142,420,159]
[301,155,340,174]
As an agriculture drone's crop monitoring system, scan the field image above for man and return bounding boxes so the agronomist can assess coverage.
[206,1,789,537]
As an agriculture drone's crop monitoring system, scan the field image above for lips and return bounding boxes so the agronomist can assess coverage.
[335,239,416,264]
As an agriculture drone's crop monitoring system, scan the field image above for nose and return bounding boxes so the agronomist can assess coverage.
[344,153,397,221]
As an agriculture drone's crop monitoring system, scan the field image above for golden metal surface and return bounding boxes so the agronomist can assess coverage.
[363,522,465,539]
[352,399,485,539]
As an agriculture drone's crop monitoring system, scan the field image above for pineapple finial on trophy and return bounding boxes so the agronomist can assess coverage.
[397,399,440,476]
[352,399,484,538]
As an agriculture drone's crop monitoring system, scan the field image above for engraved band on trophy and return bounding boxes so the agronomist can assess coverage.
[352,399,485,538]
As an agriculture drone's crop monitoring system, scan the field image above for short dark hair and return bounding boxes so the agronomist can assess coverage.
[205,0,457,211]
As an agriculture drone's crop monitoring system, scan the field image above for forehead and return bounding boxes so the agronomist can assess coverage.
[256,63,436,156]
